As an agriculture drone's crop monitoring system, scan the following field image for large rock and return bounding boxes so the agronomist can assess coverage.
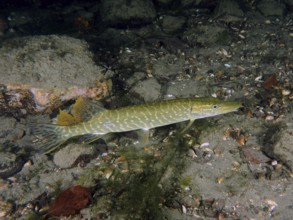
[161,16,186,35]
[53,143,96,169]
[214,0,244,17]
[183,24,229,47]
[257,0,286,17]
[152,55,185,81]
[165,80,209,98]
[0,35,110,115]
[100,0,156,27]
[0,35,103,89]
[262,115,293,171]
[130,78,161,102]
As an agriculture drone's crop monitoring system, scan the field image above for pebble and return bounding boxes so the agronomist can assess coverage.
[53,143,96,168]
[0,153,25,179]
[0,199,13,217]
[265,115,274,121]
[282,89,291,96]
[130,78,161,102]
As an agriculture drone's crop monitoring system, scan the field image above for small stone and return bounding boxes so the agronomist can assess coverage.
[265,115,274,121]
[130,78,161,102]
[282,89,291,96]
[216,176,225,184]
[257,0,286,17]
[200,142,210,148]
[104,168,113,179]
[161,16,186,34]
[23,160,33,167]
[0,199,13,217]
[7,128,24,141]
[125,72,145,88]
[53,143,96,168]
[182,205,187,214]
[241,146,271,164]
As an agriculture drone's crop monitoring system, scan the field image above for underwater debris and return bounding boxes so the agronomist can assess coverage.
[223,126,248,145]
[49,185,90,217]
[263,74,277,90]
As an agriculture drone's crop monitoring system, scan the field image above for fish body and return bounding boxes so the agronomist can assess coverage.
[30,97,241,152]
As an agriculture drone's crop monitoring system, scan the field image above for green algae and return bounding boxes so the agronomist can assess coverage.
[76,119,222,219]
[216,30,232,45]
[107,133,195,219]
[178,176,192,189]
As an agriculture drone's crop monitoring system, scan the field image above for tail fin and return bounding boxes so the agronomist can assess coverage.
[29,124,68,153]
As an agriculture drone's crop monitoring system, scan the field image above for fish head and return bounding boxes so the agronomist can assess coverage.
[190,98,241,119]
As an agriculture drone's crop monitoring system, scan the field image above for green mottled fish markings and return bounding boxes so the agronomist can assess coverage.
[30,97,241,153]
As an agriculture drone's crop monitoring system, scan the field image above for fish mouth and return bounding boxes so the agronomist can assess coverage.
[222,101,242,113]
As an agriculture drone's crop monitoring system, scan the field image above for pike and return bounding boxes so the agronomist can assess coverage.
[30,97,241,153]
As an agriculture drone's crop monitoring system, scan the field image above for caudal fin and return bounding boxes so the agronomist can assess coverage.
[29,124,68,153]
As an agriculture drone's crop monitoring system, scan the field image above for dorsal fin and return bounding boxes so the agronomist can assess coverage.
[56,109,80,126]
[56,97,106,126]
[81,98,106,118]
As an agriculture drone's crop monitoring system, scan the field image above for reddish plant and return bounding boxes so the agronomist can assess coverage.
[49,185,90,217]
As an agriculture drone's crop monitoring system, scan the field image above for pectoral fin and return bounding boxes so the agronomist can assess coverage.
[78,134,104,144]
[180,119,195,134]
[134,129,150,147]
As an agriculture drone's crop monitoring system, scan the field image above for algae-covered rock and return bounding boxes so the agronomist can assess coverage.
[100,0,156,26]
[214,0,244,17]
[257,0,286,17]
[0,35,110,115]
[0,35,103,89]
[161,16,186,34]
[53,143,96,169]
[130,77,161,102]
[262,116,293,171]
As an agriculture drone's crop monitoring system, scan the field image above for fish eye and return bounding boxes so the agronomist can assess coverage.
[212,105,218,109]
